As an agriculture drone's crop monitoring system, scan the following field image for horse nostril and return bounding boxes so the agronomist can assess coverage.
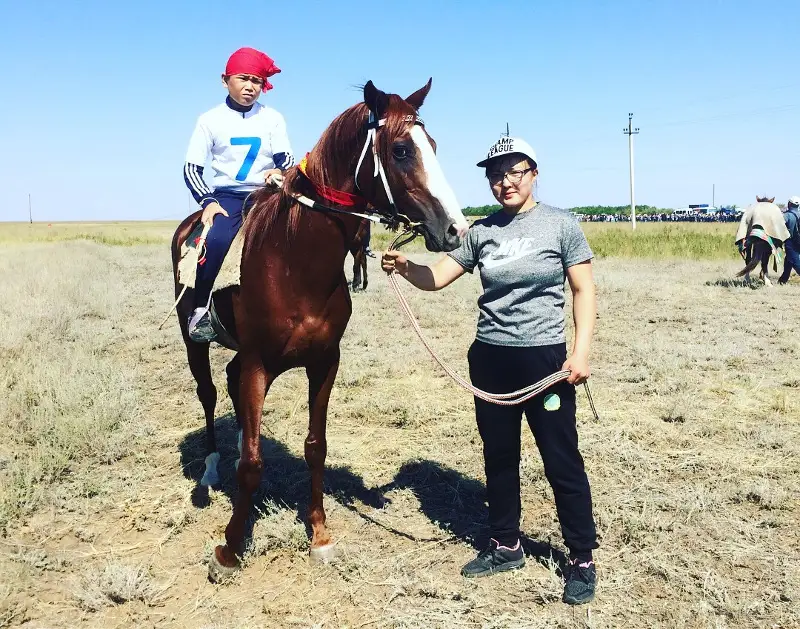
[448,223,468,239]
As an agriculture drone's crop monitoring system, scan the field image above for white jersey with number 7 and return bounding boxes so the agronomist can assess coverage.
[185,101,293,193]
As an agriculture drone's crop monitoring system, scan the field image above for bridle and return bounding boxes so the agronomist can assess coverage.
[290,111,424,240]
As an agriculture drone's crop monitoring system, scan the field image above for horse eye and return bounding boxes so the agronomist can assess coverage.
[392,145,409,160]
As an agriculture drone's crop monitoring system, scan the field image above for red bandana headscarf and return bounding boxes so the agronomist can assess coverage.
[224,47,281,91]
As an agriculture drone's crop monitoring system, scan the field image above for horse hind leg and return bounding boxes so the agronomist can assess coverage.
[305,351,340,564]
[763,255,773,287]
[226,354,242,425]
[185,339,220,487]
[226,354,244,472]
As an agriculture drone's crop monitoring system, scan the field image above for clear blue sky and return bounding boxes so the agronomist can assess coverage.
[1,0,798,222]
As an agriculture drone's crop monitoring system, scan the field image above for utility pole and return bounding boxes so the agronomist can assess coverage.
[28,194,32,224]
[503,122,510,137]
[623,113,640,229]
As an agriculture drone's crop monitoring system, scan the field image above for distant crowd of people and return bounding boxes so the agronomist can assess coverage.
[578,210,743,223]
[575,197,800,285]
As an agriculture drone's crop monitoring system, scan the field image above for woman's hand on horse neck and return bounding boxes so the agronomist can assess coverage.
[382,251,465,291]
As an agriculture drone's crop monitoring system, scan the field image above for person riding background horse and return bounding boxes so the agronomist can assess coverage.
[778,195,800,285]
[382,136,599,605]
[183,47,294,342]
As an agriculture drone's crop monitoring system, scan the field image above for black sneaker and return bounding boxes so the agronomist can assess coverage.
[364,247,376,259]
[461,539,525,578]
[562,559,596,605]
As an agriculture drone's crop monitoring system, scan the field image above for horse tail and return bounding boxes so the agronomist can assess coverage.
[736,238,770,277]
[736,254,761,277]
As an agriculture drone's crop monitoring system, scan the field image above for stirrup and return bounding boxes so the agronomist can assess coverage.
[188,308,217,343]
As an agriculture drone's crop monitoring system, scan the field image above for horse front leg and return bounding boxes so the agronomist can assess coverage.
[305,350,340,563]
[209,354,272,582]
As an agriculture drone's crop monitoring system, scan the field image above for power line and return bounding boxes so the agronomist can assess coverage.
[554,100,800,148]
[648,103,800,129]
[639,82,800,118]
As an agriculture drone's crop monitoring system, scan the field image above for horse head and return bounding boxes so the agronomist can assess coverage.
[359,79,468,252]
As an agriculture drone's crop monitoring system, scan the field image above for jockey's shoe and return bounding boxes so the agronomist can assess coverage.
[460,539,525,578]
[364,247,376,259]
[188,307,217,343]
[562,558,596,605]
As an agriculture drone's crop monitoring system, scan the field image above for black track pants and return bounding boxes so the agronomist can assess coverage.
[468,340,598,554]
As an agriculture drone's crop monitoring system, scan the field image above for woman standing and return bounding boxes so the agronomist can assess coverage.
[382,137,598,605]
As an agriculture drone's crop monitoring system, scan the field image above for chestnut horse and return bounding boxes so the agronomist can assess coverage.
[171,79,467,580]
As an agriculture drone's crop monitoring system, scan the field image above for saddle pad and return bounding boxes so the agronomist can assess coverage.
[177,222,245,293]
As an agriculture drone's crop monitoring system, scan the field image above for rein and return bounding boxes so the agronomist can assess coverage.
[385,230,600,418]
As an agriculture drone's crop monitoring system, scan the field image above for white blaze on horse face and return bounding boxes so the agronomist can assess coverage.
[410,126,468,234]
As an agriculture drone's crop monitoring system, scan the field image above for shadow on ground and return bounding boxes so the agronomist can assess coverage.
[180,420,566,568]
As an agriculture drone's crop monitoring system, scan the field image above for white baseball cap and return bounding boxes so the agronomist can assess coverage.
[477,136,538,168]
[789,196,800,206]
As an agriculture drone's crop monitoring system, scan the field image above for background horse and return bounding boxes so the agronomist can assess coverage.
[735,196,790,286]
[172,79,467,580]
[349,219,370,292]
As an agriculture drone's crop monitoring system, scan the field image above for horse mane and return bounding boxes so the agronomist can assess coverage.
[246,95,418,244]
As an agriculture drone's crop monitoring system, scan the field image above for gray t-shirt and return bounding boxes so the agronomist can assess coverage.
[448,203,593,347]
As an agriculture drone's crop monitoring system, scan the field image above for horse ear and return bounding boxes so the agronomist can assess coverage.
[364,80,389,119]
[406,78,432,110]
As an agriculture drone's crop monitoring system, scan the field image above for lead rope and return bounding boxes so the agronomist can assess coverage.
[385,231,600,418]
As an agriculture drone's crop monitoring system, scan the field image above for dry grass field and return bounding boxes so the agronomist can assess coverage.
[0,220,798,628]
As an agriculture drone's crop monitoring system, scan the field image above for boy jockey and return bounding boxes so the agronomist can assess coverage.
[184,47,294,342]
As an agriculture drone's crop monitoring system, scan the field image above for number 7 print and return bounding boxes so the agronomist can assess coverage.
[230,137,262,181]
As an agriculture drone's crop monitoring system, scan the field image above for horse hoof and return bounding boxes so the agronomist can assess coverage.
[309,543,337,565]
[208,546,240,583]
